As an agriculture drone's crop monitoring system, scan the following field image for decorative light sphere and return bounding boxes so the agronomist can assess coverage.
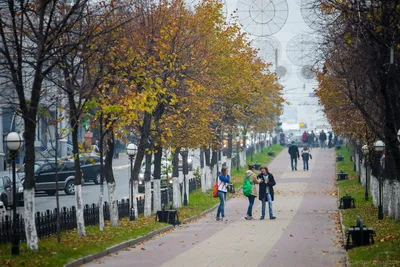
[373,140,385,152]
[126,143,138,156]
[5,132,23,151]
[361,145,369,155]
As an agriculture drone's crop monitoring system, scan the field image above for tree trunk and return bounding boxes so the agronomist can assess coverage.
[204,146,211,166]
[69,103,86,236]
[144,150,152,217]
[200,149,204,168]
[131,112,152,217]
[104,131,118,226]
[153,146,162,212]
[23,115,39,250]
[172,148,180,178]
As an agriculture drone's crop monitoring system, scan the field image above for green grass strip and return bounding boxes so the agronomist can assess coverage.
[336,146,400,266]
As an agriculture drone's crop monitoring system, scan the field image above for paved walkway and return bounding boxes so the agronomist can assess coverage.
[85,148,346,267]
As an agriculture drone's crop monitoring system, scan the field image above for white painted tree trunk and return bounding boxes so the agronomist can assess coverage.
[240,150,246,168]
[172,178,181,208]
[185,174,190,205]
[132,182,138,219]
[153,180,161,211]
[99,183,104,231]
[108,182,119,227]
[144,181,152,217]
[24,188,38,250]
[200,167,206,193]
[75,185,86,236]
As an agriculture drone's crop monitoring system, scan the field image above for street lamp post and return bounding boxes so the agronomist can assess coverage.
[180,148,189,206]
[5,132,23,255]
[362,145,369,201]
[356,140,361,183]
[373,140,385,220]
[126,143,137,221]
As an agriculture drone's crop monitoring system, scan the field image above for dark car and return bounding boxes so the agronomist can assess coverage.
[18,160,82,196]
[70,155,102,184]
[287,134,305,148]
[0,175,13,208]
[1,170,24,207]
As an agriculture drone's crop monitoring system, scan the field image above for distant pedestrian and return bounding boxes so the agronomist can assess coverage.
[244,166,262,220]
[319,130,327,149]
[328,132,333,148]
[301,146,312,171]
[310,130,316,147]
[216,166,230,222]
[288,141,300,171]
[257,166,276,220]
[301,131,308,145]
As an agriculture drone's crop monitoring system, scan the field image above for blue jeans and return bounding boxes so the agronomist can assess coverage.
[261,193,273,218]
[216,191,226,218]
[247,195,255,217]
[303,160,309,170]
[291,157,298,170]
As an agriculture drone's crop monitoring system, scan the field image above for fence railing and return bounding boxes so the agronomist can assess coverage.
[0,186,176,244]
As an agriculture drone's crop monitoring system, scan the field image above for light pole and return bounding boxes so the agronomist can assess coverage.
[126,143,137,221]
[356,140,361,183]
[362,145,369,201]
[180,148,188,206]
[5,132,23,255]
[373,140,385,220]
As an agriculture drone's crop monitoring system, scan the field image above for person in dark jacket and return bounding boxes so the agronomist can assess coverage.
[301,146,312,171]
[288,141,300,171]
[257,166,276,220]
[319,130,327,148]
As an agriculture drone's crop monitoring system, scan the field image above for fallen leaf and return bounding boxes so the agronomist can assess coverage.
[141,247,146,250]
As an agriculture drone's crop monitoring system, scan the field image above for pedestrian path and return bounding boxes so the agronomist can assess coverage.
[85,148,346,267]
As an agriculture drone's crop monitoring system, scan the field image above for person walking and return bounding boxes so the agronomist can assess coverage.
[216,166,230,221]
[301,131,308,145]
[257,166,276,220]
[244,166,261,220]
[301,146,312,171]
[288,141,300,171]
[319,130,327,149]
[328,132,333,148]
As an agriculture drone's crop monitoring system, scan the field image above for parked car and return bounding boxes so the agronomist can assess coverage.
[65,154,102,184]
[18,160,83,196]
[0,200,6,217]
[0,171,24,206]
[0,175,12,208]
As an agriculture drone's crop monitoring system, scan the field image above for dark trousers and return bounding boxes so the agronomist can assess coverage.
[303,160,309,170]
[290,157,298,170]
[247,195,255,217]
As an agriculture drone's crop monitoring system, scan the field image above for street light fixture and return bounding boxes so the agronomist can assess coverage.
[356,140,361,183]
[5,132,23,255]
[397,129,400,143]
[373,140,385,220]
[180,148,189,206]
[126,143,138,221]
[362,145,369,201]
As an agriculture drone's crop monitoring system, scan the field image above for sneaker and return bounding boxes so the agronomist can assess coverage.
[260,216,265,220]
[221,217,228,222]
[270,216,276,220]
[245,216,253,220]
[295,168,297,171]
[216,217,220,221]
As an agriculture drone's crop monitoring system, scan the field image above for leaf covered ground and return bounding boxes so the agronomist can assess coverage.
[336,147,400,266]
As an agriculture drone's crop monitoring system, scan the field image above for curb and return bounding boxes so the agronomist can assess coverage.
[64,225,174,267]
[112,164,130,170]
[65,198,223,267]
[336,170,350,267]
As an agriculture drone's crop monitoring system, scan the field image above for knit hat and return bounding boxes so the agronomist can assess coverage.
[245,170,253,177]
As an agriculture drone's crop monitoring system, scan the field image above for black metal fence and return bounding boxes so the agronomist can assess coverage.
[0,186,176,244]
[1,178,203,244]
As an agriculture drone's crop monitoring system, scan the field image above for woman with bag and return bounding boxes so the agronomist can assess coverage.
[243,166,262,220]
[215,166,230,221]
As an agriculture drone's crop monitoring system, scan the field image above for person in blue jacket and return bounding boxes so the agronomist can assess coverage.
[216,166,230,221]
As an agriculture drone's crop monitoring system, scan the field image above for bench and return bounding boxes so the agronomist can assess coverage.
[337,171,348,180]
[336,155,344,162]
[345,216,375,250]
[156,209,180,227]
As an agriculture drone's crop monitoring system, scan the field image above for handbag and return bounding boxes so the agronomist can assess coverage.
[213,178,220,198]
